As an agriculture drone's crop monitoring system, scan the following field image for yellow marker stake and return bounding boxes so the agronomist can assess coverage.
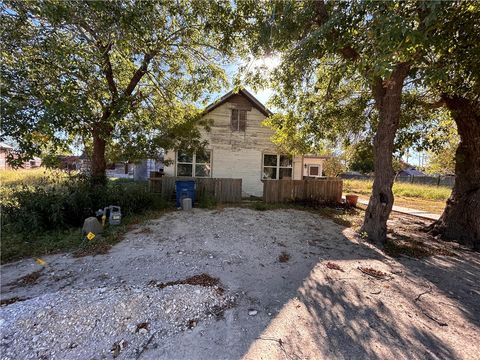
[86,232,96,241]
[35,258,47,266]
[102,214,106,227]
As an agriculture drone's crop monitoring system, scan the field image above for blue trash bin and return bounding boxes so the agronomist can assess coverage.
[175,180,196,208]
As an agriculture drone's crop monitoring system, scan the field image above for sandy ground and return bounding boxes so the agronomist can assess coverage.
[1,207,479,359]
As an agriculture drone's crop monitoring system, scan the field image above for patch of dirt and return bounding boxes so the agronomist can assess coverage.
[9,270,43,287]
[385,214,459,258]
[135,227,153,234]
[72,242,111,258]
[0,297,27,307]
[149,273,223,293]
[278,251,290,263]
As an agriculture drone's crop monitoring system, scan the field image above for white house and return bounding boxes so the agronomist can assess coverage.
[164,89,327,196]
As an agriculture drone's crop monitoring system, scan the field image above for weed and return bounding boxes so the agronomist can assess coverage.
[197,194,217,209]
[252,202,268,211]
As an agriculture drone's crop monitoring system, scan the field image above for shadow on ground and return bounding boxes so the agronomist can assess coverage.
[1,208,479,359]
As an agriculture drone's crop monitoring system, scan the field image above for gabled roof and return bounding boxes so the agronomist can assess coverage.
[398,167,426,176]
[204,88,272,117]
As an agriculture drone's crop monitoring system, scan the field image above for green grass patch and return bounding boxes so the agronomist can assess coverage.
[1,207,174,264]
[0,168,71,186]
[344,179,451,201]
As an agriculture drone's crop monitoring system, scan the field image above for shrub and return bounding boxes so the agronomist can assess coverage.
[197,193,217,209]
[1,176,167,233]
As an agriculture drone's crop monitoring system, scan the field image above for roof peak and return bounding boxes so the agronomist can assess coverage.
[204,88,272,117]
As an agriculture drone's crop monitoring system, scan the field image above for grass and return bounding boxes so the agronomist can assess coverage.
[0,167,71,186]
[344,179,451,214]
[1,208,174,264]
[344,179,452,201]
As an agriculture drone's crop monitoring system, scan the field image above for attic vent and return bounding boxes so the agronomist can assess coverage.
[231,109,246,131]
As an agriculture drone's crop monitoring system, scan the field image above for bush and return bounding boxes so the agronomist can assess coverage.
[1,176,167,233]
[197,193,217,209]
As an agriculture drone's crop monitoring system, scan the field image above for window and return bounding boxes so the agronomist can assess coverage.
[176,150,211,177]
[263,154,292,179]
[309,165,320,176]
[231,109,247,131]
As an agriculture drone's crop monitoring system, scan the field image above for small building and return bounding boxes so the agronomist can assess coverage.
[397,167,426,177]
[0,142,14,170]
[0,142,41,170]
[163,89,326,197]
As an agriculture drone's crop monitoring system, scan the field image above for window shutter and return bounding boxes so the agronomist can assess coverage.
[231,109,239,130]
[239,110,247,131]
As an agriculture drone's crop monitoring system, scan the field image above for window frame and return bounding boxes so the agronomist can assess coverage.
[176,150,212,178]
[230,108,247,132]
[262,154,293,180]
[308,165,320,177]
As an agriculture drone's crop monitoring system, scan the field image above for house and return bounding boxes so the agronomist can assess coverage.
[0,142,42,170]
[397,167,426,177]
[0,142,14,170]
[163,89,327,196]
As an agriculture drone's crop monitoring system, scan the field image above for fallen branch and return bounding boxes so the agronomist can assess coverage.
[414,285,432,302]
[421,310,448,327]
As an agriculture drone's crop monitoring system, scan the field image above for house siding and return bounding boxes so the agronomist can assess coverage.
[164,100,277,196]
[303,158,325,177]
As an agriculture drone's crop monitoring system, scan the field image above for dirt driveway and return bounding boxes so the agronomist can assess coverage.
[1,207,479,359]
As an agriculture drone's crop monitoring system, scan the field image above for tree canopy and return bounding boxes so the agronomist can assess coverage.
[1,0,237,175]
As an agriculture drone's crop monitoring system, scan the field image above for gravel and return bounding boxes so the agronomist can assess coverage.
[0,284,233,359]
[1,208,479,359]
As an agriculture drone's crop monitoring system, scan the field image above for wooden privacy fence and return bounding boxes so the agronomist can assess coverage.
[263,178,343,204]
[149,177,242,203]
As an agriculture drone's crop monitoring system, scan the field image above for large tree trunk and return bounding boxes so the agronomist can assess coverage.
[360,64,410,245]
[429,95,480,250]
[91,123,109,185]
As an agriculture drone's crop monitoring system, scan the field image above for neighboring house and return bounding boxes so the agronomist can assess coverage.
[0,142,41,170]
[397,167,426,177]
[164,89,326,196]
[0,142,14,170]
[58,155,82,170]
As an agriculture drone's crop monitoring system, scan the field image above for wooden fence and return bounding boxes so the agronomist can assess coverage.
[149,177,242,203]
[263,178,343,204]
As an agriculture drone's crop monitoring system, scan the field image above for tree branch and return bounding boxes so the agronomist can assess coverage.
[315,0,359,62]
[124,52,156,97]
[100,42,118,100]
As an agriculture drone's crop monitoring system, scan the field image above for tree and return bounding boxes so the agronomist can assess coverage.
[424,118,458,175]
[418,1,480,249]
[1,0,236,183]
[346,140,375,174]
[323,154,346,177]
[240,0,444,244]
